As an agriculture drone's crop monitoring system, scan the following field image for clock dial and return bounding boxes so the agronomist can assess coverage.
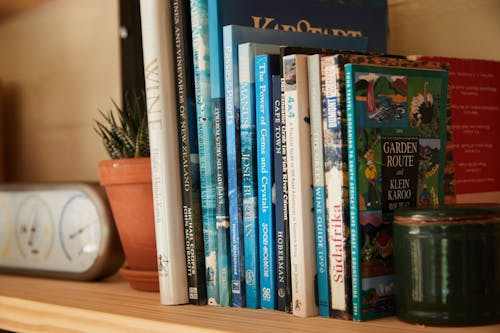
[0,198,13,257]
[15,195,55,259]
[59,193,101,271]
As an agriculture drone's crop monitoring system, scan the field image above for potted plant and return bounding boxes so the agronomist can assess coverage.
[94,92,158,292]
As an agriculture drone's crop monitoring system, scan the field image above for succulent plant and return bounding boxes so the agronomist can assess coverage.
[94,91,149,159]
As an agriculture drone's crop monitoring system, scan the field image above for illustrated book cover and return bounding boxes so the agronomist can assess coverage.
[321,52,450,319]
[345,64,449,321]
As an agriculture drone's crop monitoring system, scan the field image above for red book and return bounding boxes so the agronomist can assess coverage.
[410,56,500,203]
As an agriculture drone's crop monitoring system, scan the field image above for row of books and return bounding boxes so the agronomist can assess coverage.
[138,0,500,321]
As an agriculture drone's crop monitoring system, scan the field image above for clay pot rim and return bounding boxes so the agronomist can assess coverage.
[98,157,152,186]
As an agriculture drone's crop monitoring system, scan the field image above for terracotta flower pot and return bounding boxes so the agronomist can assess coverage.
[98,157,159,291]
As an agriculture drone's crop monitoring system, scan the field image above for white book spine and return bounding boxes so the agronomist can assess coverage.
[139,0,188,305]
[283,54,318,317]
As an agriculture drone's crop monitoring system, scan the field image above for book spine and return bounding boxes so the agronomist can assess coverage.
[170,0,206,305]
[222,27,245,308]
[239,44,260,309]
[207,0,231,307]
[307,54,330,317]
[190,0,219,306]
[280,76,293,314]
[322,55,351,318]
[283,54,318,317]
[272,74,287,312]
[139,0,188,305]
[344,65,361,320]
[255,54,277,309]
[214,97,231,307]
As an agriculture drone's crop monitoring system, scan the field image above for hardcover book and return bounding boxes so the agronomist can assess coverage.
[409,56,500,204]
[345,64,449,321]
[216,0,387,52]
[170,0,206,305]
[322,53,451,319]
[190,0,219,306]
[255,53,281,310]
[139,0,188,305]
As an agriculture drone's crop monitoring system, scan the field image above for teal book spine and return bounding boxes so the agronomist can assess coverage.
[255,53,280,310]
[190,0,219,306]
[207,0,231,307]
[238,44,260,309]
[307,54,330,317]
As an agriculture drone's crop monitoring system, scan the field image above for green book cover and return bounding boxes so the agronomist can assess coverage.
[345,64,449,321]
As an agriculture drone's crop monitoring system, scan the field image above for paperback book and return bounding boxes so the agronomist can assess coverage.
[255,53,281,309]
[170,0,206,305]
[321,53,451,319]
[271,73,290,312]
[307,54,330,317]
[190,0,219,305]
[238,42,280,309]
[207,0,231,307]
[345,64,449,321]
[283,53,318,317]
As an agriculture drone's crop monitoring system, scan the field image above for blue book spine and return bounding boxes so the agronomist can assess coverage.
[255,54,280,309]
[307,54,330,317]
[272,74,287,312]
[239,50,260,310]
[190,0,219,306]
[207,0,231,307]
[222,29,245,308]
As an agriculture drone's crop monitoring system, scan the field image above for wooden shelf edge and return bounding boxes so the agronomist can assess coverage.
[1,275,499,333]
[0,295,215,333]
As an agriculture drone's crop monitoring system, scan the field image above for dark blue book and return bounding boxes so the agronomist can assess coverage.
[255,54,281,310]
[217,0,387,53]
[271,73,289,312]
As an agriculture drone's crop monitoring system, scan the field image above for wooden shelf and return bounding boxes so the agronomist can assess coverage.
[0,274,499,333]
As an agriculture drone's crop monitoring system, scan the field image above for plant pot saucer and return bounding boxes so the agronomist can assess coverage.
[119,266,159,292]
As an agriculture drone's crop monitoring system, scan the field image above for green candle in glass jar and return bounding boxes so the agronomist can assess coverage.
[393,205,500,326]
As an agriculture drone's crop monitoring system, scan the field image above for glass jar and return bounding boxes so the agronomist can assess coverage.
[393,205,500,326]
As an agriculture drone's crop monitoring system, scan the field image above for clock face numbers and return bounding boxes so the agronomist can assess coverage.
[15,195,55,259]
[0,199,13,257]
[59,194,101,271]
